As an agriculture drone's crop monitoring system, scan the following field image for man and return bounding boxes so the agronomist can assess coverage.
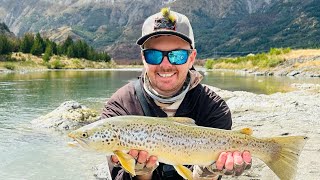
[102,8,251,180]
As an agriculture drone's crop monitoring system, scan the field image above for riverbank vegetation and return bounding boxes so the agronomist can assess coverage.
[205,48,292,69]
[1,53,117,71]
[0,32,114,71]
[205,48,320,77]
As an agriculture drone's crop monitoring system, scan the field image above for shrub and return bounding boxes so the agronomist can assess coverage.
[42,53,51,62]
[205,59,214,69]
[48,58,65,69]
[71,59,85,69]
[4,63,15,70]
[269,47,292,55]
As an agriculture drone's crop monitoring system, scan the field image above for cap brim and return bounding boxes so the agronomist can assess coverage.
[136,31,192,47]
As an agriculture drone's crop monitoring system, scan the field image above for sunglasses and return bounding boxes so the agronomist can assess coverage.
[142,49,193,65]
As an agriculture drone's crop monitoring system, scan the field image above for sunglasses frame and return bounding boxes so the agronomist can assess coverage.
[142,49,193,65]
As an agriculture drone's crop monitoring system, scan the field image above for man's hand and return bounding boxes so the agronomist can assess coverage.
[193,151,252,180]
[211,150,252,176]
[110,150,158,180]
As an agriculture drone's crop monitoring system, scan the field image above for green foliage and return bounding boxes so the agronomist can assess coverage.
[205,59,214,69]
[67,45,75,58]
[61,36,74,55]
[48,57,65,69]
[20,33,34,53]
[205,48,288,69]
[30,33,45,56]
[0,35,11,55]
[1,30,112,67]
[42,49,52,62]
[4,63,16,70]
[71,59,85,69]
[269,47,291,55]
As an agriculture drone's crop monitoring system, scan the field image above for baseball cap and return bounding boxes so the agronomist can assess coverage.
[136,8,195,48]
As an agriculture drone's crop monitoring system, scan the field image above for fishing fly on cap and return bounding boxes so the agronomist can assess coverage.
[161,7,176,23]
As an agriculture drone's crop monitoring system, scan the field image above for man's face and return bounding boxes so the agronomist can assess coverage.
[142,35,196,96]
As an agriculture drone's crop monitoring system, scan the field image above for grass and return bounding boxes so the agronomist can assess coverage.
[205,48,291,70]
[4,63,16,70]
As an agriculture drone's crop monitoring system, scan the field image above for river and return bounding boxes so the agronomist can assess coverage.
[0,69,319,179]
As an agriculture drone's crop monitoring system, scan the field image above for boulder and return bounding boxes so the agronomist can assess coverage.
[31,101,100,132]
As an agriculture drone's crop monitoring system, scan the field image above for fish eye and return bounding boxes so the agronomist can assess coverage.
[82,132,88,138]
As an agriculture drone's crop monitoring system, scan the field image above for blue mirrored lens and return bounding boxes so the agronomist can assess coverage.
[143,49,190,65]
[168,50,189,65]
[143,50,163,65]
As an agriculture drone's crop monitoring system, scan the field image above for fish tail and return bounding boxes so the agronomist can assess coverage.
[261,136,308,180]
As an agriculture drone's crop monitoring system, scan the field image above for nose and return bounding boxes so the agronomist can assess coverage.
[160,55,172,67]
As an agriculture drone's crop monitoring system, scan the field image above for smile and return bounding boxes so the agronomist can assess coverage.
[158,73,175,77]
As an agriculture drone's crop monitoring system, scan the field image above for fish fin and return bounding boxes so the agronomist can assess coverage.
[239,128,253,135]
[113,150,136,176]
[260,136,308,180]
[173,165,193,180]
[167,117,196,125]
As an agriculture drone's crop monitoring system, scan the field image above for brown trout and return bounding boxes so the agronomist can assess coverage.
[68,116,308,180]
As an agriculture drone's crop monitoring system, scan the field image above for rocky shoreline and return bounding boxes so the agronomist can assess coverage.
[31,84,320,179]
[208,67,320,78]
[241,68,320,77]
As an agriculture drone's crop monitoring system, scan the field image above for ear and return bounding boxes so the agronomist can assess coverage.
[188,49,197,69]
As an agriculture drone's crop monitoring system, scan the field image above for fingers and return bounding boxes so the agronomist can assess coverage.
[111,155,119,163]
[215,152,228,170]
[242,151,252,170]
[146,155,158,168]
[214,151,252,176]
[233,151,244,176]
[111,149,158,175]
[134,150,158,176]
[136,150,158,168]
[223,152,234,175]
[137,150,148,163]
[129,149,139,159]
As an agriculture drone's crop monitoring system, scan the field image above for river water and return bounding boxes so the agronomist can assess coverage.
[0,69,319,179]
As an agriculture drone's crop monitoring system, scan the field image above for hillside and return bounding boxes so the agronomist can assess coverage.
[1,0,320,60]
[0,22,15,37]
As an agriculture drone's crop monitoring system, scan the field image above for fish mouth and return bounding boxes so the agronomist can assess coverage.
[68,133,89,149]
[73,138,89,148]
[68,140,80,148]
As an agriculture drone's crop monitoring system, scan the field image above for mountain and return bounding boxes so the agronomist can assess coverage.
[1,0,320,60]
[0,22,15,37]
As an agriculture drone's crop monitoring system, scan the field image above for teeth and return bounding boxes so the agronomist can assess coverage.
[158,73,174,77]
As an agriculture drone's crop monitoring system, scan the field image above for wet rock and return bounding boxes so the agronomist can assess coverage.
[287,70,301,76]
[31,101,100,132]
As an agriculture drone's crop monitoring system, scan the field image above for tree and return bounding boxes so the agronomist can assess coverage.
[0,35,11,55]
[61,36,74,55]
[42,42,53,62]
[30,33,45,56]
[20,33,34,53]
[67,45,75,58]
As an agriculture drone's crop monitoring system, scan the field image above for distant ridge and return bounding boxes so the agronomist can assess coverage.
[0,22,15,37]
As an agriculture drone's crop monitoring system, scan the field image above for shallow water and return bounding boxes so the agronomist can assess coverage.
[0,69,319,179]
